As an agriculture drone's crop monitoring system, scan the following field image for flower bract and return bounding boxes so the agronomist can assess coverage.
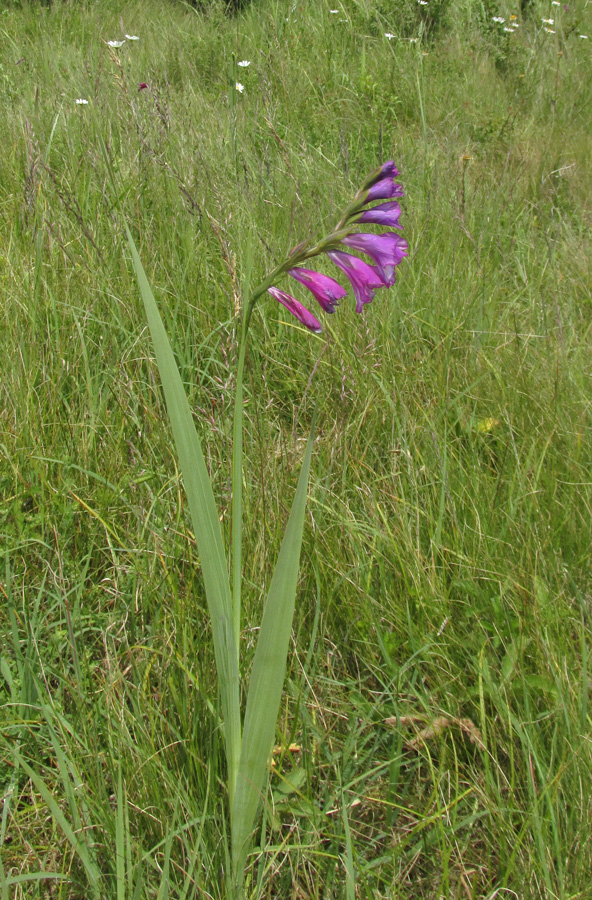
[288,268,347,313]
[268,287,323,333]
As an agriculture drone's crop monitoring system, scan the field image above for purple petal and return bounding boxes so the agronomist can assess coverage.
[341,232,408,286]
[366,178,405,202]
[357,201,403,228]
[288,267,347,313]
[326,250,386,313]
[268,287,322,333]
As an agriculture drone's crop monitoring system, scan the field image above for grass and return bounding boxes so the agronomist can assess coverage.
[1,0,592,896]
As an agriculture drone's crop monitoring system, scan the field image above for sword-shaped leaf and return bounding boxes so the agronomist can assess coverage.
[123,224,241,799]
[231,423,315,884]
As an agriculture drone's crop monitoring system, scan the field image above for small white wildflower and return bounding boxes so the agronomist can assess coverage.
[107,39,126,48]
[551,2,560,6]
[418,1,428,6]
[409,37,419,42]
[579,33,589,38]
[492,16,505,23]
[125,34,140,40]
[542,17,554,24]
[237,60,251,66]
[504,26,514,31]
[75,98,89,105]
[330,8,339,12]
[235,82,245,93]
[384,32,396,38]
[544,26,556,32]
[511,21,520,27]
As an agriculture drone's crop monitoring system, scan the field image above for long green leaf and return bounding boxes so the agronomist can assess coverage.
[123,224,241,801]
[231,422,315,882]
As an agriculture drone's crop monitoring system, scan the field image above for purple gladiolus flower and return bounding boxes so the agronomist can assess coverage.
[268,286,323,333]
[377,161,399,179]
[364,161,400,187]
[288,267,347,313]
[357,201,403,228]
[341,233,408,286]
[326,250,386,313]
[366,178,405,202]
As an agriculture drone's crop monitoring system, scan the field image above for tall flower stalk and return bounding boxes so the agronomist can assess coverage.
[99,128,406,899]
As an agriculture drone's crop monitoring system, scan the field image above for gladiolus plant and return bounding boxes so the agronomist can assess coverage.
[105,148,407,898]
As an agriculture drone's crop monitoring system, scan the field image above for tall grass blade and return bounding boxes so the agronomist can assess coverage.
[231,421,315,883]
[11,750,102,898]
[341,788,356,900]
[122,223,241,802]
[116,766,125,900]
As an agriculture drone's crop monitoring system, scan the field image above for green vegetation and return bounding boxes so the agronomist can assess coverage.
[1,0,591,896]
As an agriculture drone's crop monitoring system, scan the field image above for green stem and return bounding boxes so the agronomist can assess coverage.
[231,312,249,662]
[228,218,360,772]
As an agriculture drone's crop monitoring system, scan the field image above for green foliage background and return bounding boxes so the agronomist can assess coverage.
[1,0,591,896]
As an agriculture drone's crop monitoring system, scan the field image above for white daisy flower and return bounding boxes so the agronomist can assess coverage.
[492,16,505,23]
[551,2,560,6]
[237,60,251,67]
[504,26,514,31]
[409,37,419,42]
[544,26,556,32]
[125,34,140,40]
[542,17,554,24]
[235,82,245,93]
[418,1,428,6]
[75,98,89,105]
[107,40,126,48]
[384,32,396,38]
[579,34,589,38]
[329,8,339,12]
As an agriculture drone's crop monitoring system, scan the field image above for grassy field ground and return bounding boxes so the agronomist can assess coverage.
[1,0,592,896]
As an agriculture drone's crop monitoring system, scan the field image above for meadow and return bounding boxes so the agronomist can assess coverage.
[1,0,592,896]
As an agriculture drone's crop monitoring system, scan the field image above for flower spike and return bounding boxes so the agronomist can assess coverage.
[256,161,406,331]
